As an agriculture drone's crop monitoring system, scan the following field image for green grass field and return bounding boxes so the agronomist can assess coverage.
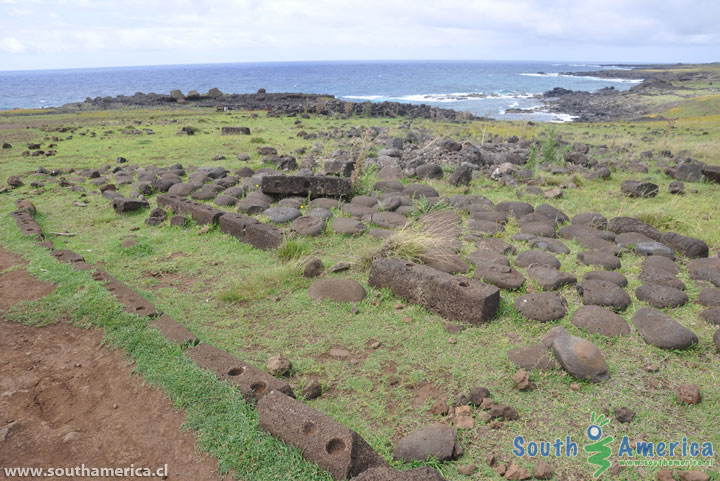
[1,82,719,480]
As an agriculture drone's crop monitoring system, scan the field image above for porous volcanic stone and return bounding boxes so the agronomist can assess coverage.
[403,183,439,199]
[660,232,709,259]
[495,201,534,218]
[308,278,366,302]
[468,219,505,235]
[507,344,558,371]
[577,280,631,311]
[636,283,688,308]
[584,270,628,287]
[527,266,577,291]
[474,262,525,290]
[577,251,621,270]
[264,206,301,223]
[699,288,720,307]
[621,180,658,198]
[640,268,687,292]
[572,306,630,336]
[331,217,366,235]
[371,211,409,229]
[260,175,351,198]
[218,213,284,249]
[548,326,609,382]
[515,250,561,269]
[632,307,698,349]
[529,237,570,254]
[687,258,720,287]
[572,212,607,230]
[369,258,500,325]
[258,390,386,480]
[290,216,326,236]
[521,222,556,238]
[393,424,458,462]
[608,216,662,241]
[148,314,199,346]
[635,241,675,259]
[514,293,567,322]
[643,255,680,275]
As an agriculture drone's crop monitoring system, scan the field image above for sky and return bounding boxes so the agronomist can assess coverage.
[0,0,718,71]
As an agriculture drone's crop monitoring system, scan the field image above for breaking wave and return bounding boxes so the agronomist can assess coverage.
[519,72,642,83]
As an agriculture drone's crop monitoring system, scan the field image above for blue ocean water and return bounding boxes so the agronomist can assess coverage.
[0,60,641,121]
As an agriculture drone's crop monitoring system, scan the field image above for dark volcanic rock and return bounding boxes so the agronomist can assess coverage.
[572,305,630,336]
[577,251,621,270]
[700,308,720,325]
[507,344,558,371]
[403,183,439,199]
[583,270,628,287]
[527,266,577,291]
[577,280,631,311]
[308,278,366,302]
[635,241,675,259]
[572,212,607,230]
[369,258,500,325]
[261,175,351,198]
[632,307,698,350]
[687,258,720,287]
[448,165,472,186]
[495,201,534,218]
[643,255,680,275]
[514,292,567,322]
[660,232,709,259]
[473,262,525,290]
[699,288,720,307]
[621,180,658,198]
[393,424,458,462]
[608,217,662,241]
[290,216,326,236]
[547,327,609,382]
[515,250,561,269]
[264,206,301,223]
[529,237,570,254]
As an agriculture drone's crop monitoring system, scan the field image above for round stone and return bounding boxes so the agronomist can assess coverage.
[264,207,301,223]
[308,278,366,302]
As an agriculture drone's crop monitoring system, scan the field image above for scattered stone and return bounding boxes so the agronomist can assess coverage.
[527,266,577,291]
[507,344,558,371]
[635,241,675,259]
[473,262,525,290]
[308,278,366,302]
[577,251,621,270]
[675,384,701,405]
[261,175,351,198]
[515,250,561,269]
[332,217,366,235]
[264,206,301,223]
[457,464,477,476]
[677,471,710,481]
[303,258,324,278]
[699,288,720,307]
[291,216,326,236]
[431,400,449,416]
[547,326,609,382]
[534,460,552,479]
[170,215,187,227]
[636,283,688,308]
[583,270,628,287]
[7,175,24,187]
[632,308,698,350]
[687,258,720,287]
[328,262,351,273]
[700,308,720,325]
[393,424,458,462]
[608,216,662,241]
[572,306,630,336]
[529,237,570,254]
[577,280,631,311]
[403,183,439,199]
[657,469,675,481]
[614,407,635,423]
[267,354,291,376]
[513,369,532,391]
[621,180,658,198]
[660,232,709,259]
[505,463,532,480]
[302,379,322,400]
[514,292,567,322]
[669,180,685,194]
[468,386,491,406]
[448,165,472,186]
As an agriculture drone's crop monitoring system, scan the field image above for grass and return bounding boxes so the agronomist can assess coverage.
[1,97,719,480]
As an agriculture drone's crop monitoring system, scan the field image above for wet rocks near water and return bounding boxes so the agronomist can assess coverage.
[632,308,698,350]
[308,278,366,302]
[514,292,567,322]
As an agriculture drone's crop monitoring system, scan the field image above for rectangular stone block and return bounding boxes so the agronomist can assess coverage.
[185,343,294,401]
[10,211,43,238]
[368,258,500,325]
[157,194,224,225]
[111,196,149,213]
[148,314,199,346]
[221,126,251,135]
[323,159,356,177]
[91,269,161,318]
[218,213,283,250]
[257,390,387,480]
[260,175,351,198]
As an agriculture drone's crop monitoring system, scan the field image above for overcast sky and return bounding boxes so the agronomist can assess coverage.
[1,0,718,71]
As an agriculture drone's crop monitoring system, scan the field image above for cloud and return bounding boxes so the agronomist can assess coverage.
[0,37,26,53]
[0,0,718,69]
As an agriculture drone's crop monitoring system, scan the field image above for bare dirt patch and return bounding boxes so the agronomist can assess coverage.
[0,246,225,480]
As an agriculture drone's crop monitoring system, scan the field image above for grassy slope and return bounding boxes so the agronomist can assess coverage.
[1,90,719,481]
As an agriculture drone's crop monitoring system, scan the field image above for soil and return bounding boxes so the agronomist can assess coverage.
[0,246,226,481]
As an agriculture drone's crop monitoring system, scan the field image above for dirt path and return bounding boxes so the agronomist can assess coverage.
[0,246,225,481]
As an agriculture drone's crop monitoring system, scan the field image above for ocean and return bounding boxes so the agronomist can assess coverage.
[0,60,641,121]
